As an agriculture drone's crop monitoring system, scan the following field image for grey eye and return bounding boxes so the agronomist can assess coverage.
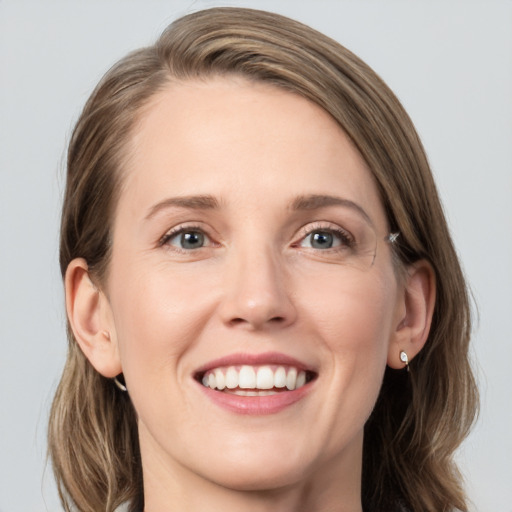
[300,230,343,249]
[310,231,334,248]
[165,230,207,250]
[179,231,205,249]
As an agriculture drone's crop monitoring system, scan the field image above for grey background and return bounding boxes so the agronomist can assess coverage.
[1,1,511,511]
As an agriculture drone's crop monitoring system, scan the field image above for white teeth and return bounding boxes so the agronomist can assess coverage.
[214,368,225,390]
[201,365,312,392]
[296,371,306,389]
[230,389,278,396]
[274,366,287,388]
[286,367,297,390]
[256,366,274,389]
[225,367,238,389]
[239,366,256,388]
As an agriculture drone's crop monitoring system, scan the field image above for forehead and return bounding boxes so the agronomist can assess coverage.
[119,76,387,229]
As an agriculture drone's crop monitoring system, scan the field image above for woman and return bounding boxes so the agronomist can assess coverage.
[48,7,478,512]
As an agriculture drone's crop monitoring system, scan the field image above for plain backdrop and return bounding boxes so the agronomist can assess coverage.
[1,1,511,511]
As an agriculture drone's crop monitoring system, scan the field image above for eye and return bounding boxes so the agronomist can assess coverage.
[302,230,338,249]
[298,227,353,250]
[160,227,211,250]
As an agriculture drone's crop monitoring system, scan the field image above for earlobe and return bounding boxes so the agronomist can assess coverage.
[388,260,436,369]
[65,258,122,378]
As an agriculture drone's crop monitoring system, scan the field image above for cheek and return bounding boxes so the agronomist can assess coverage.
[296,269,396,410]
[297,267,396,352]
[108,262,217,387]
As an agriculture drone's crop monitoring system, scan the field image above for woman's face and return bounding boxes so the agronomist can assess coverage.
[105,77,404,492]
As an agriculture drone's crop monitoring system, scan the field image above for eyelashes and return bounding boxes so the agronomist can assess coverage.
[294,223,355,251]
[158,222,356,255]
[158,224,215,252]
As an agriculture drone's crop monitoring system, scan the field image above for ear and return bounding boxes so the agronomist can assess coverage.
[387,260,436,369]
[65,258,122,378]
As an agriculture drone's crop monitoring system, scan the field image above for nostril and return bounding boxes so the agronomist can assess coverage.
[228,315,286,328]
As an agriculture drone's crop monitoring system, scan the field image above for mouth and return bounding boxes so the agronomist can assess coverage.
[193,353,317,414]
[196,364,316,396]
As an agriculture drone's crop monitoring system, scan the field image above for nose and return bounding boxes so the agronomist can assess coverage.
[218,245,297,330]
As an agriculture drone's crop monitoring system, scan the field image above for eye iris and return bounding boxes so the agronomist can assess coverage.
[311,231,333,249]
[181,231,204,249]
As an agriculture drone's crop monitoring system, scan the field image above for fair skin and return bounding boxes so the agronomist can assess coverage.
[66,77,434,512]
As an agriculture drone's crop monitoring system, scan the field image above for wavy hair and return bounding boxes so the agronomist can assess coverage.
[48,7,478,512]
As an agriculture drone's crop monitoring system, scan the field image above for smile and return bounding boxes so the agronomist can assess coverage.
[194,353,317,414]
[200,365,314,394]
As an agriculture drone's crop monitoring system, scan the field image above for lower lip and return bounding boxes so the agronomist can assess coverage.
[197,383,313,415]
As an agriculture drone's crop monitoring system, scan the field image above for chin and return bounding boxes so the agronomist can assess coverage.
[205,460,309,492]
[216,428,320,486]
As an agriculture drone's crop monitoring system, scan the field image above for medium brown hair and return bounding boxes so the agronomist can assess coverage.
[49,7,478,512]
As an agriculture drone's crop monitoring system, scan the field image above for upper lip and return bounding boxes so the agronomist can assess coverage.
[194,351,317,377]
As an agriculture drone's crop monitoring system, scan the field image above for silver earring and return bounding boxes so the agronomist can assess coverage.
[399,351,410,372]
[114,375,127,392]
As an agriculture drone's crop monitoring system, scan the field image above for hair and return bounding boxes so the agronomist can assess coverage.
[49,7,478,512]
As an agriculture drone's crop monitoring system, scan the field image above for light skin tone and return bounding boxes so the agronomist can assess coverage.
[66,77,435,512]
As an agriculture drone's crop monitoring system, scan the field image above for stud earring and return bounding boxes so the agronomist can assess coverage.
[399,351,410,372]
[113,374,127,392]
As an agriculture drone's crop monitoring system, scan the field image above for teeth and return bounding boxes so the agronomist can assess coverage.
[296,370,306,389]
[230,389,278,396]
[256,366,274,389]
[225,367,238,389]
[201,365,310,392]
[214,368,225,390]
[286,367,297,390]
[274,366,287,388]
[239,366,256,389]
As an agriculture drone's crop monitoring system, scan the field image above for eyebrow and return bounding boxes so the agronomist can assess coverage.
[144,193,372,225]
[290,194,373,226]
[145,194,220,220]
